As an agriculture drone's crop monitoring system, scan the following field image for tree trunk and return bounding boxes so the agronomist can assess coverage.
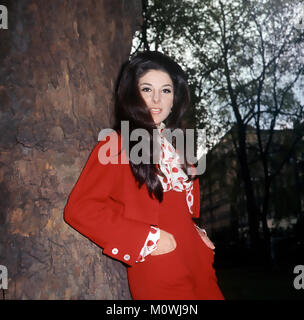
[222,41,261,259]
[261,178,274,269]
[0,0,141,299]
[234,125,261,257]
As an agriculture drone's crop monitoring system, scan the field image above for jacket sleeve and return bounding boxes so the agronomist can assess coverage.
[64,139,151,266]
[192,177,201,218]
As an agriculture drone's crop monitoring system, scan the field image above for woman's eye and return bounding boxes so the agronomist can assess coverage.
[163,88,172,93]
[141,87,151,92]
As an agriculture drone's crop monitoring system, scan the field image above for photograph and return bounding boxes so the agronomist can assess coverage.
[0,0,303,310]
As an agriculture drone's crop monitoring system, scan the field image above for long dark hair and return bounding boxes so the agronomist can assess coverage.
[113,51,196,202]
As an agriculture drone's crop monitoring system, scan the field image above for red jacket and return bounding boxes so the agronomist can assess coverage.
[64,132,201,266]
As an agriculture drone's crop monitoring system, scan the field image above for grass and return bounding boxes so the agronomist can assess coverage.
[215,265,304,300]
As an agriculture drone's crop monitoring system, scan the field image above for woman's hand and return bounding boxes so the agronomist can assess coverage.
[150,229,176,256]
[197,229,215,250]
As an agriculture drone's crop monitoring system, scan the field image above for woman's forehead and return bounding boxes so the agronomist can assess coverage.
[138,69,173,85]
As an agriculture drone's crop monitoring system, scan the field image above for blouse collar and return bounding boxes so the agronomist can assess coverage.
[156,122,166,133]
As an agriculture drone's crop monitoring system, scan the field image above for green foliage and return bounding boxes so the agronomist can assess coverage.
[133,0,304,149]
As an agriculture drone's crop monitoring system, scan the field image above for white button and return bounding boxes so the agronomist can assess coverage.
[123,254,130,261]
[112,248,118,255]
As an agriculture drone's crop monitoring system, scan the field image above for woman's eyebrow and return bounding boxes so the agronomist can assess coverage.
[139,82,173,87]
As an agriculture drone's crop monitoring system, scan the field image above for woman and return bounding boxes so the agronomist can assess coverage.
[64,51,224,300]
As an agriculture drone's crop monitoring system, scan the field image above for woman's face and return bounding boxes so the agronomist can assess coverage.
[138,69,174,125]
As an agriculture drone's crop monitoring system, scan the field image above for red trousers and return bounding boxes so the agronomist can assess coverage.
[127,189,225,300]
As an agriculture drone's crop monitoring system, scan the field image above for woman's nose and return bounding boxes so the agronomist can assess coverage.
[152,90,160,104]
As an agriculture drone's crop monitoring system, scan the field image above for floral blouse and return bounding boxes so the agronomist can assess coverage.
[136,122,205,263]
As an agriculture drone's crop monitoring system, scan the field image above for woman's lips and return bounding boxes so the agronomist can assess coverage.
[150,108,162,114]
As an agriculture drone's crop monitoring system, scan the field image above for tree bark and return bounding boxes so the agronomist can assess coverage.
[0,0,141,299]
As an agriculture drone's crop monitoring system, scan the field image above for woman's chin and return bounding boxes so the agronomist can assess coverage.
[152,115,167,125]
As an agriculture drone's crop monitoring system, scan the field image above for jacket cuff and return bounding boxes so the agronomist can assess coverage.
[136,226,160,263]
[194,223,207,236]
[102,221,151,266]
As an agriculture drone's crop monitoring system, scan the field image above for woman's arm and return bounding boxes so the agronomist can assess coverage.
[191,176,215,249]
[64,138,151,266]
